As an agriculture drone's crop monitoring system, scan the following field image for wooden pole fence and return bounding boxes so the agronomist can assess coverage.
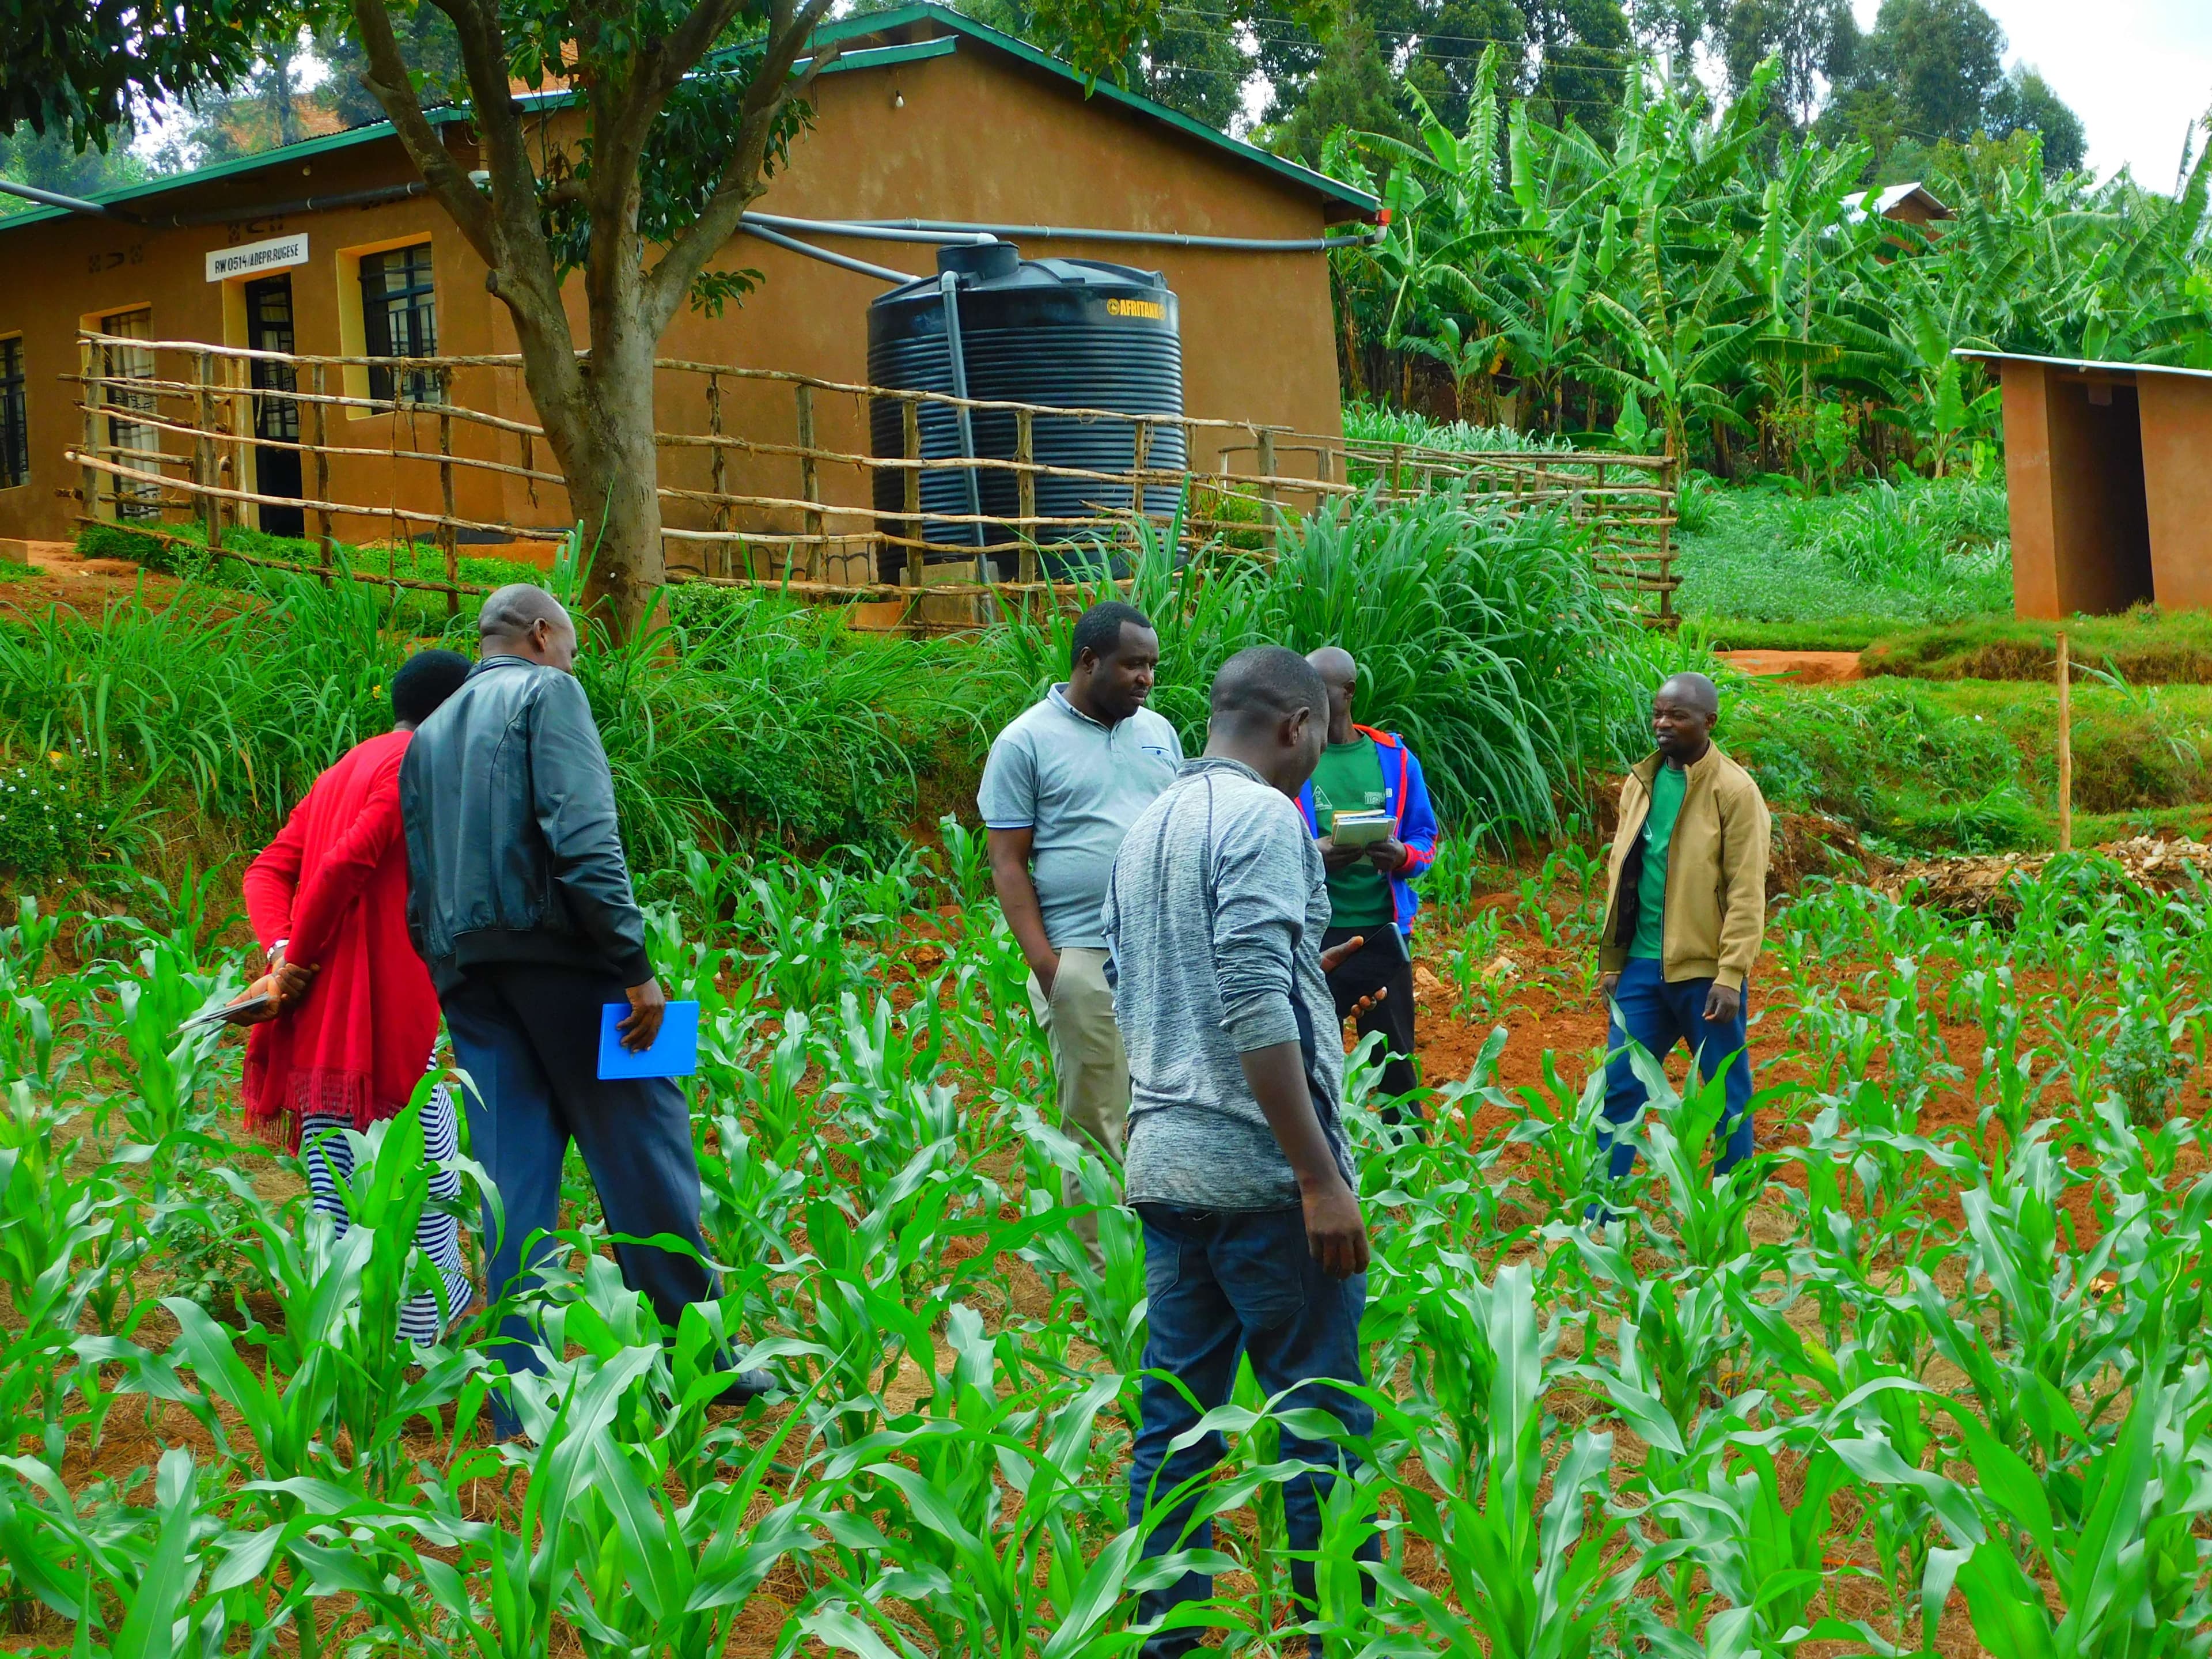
[63,330,1683,624]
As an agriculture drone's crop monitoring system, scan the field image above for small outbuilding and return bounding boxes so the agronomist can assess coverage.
[1839,183,1953,228]
[1959,349,2212,618]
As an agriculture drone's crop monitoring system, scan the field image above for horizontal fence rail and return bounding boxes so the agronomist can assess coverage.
[63,332,1679,628]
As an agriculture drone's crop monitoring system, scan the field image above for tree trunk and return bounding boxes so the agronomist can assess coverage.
[565,329,666,638]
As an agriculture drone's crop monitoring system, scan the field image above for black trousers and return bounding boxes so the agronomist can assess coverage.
[1321,923,1420,1114]
[441,960,718,1429]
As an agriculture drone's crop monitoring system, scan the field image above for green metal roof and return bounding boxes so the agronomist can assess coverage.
[0,6,1374,235]
[0,107,476,234]
[818,5,1378,216]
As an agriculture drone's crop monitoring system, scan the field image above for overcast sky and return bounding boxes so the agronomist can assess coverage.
[1853,0,2212,187]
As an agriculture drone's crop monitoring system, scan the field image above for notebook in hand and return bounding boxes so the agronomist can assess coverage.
[597,1000,701,1080]
[1328,808,1396,849]
[175,992,275,1035]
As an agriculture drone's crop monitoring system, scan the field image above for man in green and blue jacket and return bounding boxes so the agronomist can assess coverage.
[1296,647,1438,1111]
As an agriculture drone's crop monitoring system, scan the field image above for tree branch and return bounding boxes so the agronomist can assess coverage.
[423,0,551,264]
[349,0,494,260]
[366,0,586,449]
[653,0,754,104]
[639,0,842,331]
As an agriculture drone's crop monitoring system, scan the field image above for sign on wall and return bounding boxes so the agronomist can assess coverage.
[206,233,309,283]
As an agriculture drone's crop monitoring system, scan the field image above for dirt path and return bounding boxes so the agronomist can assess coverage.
[1720,648,1863,683]
[0,540,189,621]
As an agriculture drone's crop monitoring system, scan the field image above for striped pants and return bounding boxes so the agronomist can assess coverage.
[298,1081,474,1347]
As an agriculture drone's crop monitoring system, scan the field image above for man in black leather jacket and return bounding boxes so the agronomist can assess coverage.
[400,583,768,1433]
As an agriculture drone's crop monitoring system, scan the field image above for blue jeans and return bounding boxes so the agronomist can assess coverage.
[1601,956,1755,1180]
[1127,1203,1378,1658]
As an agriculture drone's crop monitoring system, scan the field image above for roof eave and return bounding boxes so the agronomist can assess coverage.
[0,106,472,236]
[1953,348,2212,382]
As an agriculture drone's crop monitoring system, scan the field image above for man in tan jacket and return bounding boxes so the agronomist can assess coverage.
[1594,672,1770,1179]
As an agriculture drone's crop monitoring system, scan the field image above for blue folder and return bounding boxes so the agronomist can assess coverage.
[597,1000,700,1080]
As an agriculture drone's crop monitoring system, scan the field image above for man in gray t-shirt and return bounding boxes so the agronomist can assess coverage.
[1104,645,1377,1657]
[978,600,1181,1262]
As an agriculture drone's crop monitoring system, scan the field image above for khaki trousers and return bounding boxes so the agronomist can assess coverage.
[1027,946,1129,1267]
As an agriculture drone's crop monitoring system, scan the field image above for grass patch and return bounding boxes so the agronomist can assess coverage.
[1690,618,1896,653]
[1340,403,1575,453]
[1675,475,2013,639]
[74,520,548,619]
[1862,607,2212,684]
[1728,676,2212,853]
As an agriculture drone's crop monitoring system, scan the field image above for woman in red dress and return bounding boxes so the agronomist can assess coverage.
[240,649,474,1344]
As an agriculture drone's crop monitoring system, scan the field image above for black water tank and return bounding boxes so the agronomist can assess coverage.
[868,244,1186,577]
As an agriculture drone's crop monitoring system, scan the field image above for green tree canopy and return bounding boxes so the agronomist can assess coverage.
[1984,67,2086,176]
[1710,0,1851,130]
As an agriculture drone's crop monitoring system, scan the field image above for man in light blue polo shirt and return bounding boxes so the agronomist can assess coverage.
[979,601,1182,1262]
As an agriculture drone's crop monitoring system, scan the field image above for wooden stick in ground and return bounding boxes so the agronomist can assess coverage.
[196,351,225,550]
[2057,630,2073,853]
[796,384,821,580]
[79,338,100,524]
[438,380,459,619]
[193,350,218,544]
[310,362,333,588]
[1016,409,1038,584]
[901,399,923,582]
[707,372,729,577]
[1256,427,1279,552]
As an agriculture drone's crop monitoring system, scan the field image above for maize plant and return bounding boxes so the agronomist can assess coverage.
[3,836,2212,1653]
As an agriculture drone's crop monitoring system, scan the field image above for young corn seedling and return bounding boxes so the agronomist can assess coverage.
[931,810,995,912]
[1359,1262,1641,1658]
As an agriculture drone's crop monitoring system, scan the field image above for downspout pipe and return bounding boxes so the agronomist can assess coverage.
[938,269,986,547]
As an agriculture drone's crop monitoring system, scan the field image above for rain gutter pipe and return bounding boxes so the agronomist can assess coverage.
[741,211,997,247]
[0,177,141,220]
[0,176,433,227]
[734,221,919,283]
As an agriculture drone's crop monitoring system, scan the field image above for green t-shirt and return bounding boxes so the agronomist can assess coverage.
[1629,762,1687,961]
[1312,736,1395,927]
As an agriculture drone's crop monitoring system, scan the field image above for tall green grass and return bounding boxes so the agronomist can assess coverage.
[0,576,1010,879]
[10,488,1707,874]
[586,587,1017,870]
[1341,403,1574,454]
[0,579,420,838]
[993,487,1709,834]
